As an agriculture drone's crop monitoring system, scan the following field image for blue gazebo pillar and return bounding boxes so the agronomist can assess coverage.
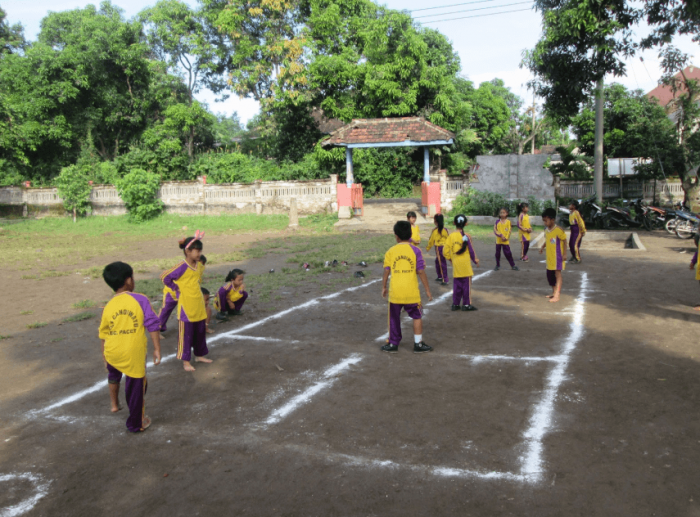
[423,147,430,185]
[346,148,354,187]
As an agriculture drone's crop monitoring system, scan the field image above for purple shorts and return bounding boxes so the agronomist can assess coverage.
[388,302,422,346]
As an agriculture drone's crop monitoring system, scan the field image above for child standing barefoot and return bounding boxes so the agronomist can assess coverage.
[100,262,161,432]
[443,215,480,311]
[494,208,518,271]
[162,232,212,372]
[426,214,450,285]
[540,208,567,303]
[568,200,586,263]
[381,221,434,353]
[517,202,533,261]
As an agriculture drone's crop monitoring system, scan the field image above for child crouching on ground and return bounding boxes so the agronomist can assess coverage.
[540,208,567,303]
[100,261,161,432]
[443,214,480,311]
[381,220,433,353]
[214,269,248,319]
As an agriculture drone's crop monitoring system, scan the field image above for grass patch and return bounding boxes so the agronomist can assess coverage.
[2,213,289,270]
[286,234,394,269]
[72,299,96,309]
[21,274,37,280]
[27,322,47,329]
[20,310,33,315]
[299,213,338,232]
[63,312,95,322]
[40,270,70,279]
[51,337,64,342]
[79,266,103,279]
[0,335,12,340]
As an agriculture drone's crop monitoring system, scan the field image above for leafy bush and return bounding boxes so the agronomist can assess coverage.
[116,168,163,222]
[448,188,555,218]
[55,165,92,218]
[190,151,326,184]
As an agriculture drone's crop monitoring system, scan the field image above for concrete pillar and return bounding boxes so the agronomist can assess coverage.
[255,184,262,215]
[289,197,299,228]
[346,148,354,187]
[423,147,430,184]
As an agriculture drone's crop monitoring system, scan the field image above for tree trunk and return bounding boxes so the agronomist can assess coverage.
[594,78,604,205]
[188,127,195,162]
[73,207,77,224]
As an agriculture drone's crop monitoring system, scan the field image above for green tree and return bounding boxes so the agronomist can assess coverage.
[55,165,92,221]
[0,6,25,54]
[116,168,163,222]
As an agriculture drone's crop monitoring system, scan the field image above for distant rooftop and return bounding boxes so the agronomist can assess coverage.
[646,65,700,108]
[322,117,455,148]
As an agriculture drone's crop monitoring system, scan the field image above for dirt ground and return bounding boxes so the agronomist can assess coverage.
[2,229,700,516]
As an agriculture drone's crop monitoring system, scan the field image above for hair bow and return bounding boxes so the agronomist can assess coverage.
[457,216,465,224]
[462,235,469,243]
[186,229,205,249]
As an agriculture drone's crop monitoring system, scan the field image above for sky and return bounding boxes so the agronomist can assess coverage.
[3,0,698,124]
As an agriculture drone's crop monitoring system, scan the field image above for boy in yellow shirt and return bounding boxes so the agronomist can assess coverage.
[382,220,433,353]
[100,262,161,432]
[539,208,567,303]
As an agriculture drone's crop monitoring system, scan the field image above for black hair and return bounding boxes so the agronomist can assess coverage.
[394,220,412,241]
[433,214,445,236]
[178,236,203,253]
[406,211,417,220]
[517,202,529,215]
[569,199,580,210]
[102,261,133,292]
[453,214,469,255]
[201,287,210,296]
[498,207,509,217]
[225,268,245,282]
[542,207,557,220]
[199,254,207,265]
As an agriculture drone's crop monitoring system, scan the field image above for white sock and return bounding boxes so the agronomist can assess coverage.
[414,334,422,344]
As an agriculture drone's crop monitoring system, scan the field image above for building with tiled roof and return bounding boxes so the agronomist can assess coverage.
[322,117,455,148]
[647,66,700,123]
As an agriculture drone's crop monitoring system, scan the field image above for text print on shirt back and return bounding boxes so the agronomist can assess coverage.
[392,254,416,273]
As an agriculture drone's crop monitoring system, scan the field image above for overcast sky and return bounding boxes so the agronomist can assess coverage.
[3,0,698,123]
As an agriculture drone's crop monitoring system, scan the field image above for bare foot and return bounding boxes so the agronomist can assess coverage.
[183,362,196,372]
[195,356,213,363]
[693,305,700,311]
[206,328,214,334]
[545,294,554,299]
[140,416,152,431]
[549,296,560,303]
[159,333,166,340]
[111,405,123,413]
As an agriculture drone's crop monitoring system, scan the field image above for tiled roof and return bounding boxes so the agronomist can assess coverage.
[311,108,346,135]
[646,65,700,108]
[322,117,455,147]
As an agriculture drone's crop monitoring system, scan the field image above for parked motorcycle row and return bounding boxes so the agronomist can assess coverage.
[557,197,700,239]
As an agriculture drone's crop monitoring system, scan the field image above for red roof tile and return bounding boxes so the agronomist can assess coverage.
[646,65,700,107]
[322,117,455,147]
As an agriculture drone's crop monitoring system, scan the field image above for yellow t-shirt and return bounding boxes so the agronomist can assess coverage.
[99,292,160,378]
[426,228,449,250]
[494,219,511,245]
[569,210,587,232]
[443,231,475,278]
[545,226,567,271]
[383,242,425,305]
[410,224,421,245]
[162,260,207,322]
[518,213,532,242]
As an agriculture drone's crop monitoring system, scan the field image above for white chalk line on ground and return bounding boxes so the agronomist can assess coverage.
[375,270,493,342]
[264,354,363,426]
[0,473,50,517]
[326,272,590,483]
[34,279,381,415]
[462,354,562,364]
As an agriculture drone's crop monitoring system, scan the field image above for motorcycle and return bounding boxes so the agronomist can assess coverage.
[598,200,644,229]
[674,210,700,239]
[558,196,604,229]
[631,199,653,231]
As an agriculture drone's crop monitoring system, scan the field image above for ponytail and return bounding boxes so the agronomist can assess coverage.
[517,202,528,215]
[434,214,445,236]
[453,214,469,255]
[225,268,245,282]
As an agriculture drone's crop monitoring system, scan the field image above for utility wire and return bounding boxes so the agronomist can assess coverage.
[414,1,532,19]
[409,0,510,12]
[420,7,533,23]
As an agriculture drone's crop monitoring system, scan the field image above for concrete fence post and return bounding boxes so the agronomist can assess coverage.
[289,197,299,228]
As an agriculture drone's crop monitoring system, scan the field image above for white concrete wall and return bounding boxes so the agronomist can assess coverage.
[472,155,555,201]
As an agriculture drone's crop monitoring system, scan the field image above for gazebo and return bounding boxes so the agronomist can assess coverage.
[322,117,455,215]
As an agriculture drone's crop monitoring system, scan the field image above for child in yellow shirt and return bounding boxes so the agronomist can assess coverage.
[443,214,480,311]
[539,208,567,303]
[214,268,248,318]
[381,220,433,353]
[494,207,519,271]
[407,211,421,245]
[516,202,533,262]
[426,213,450,285]
[99,261,161,432]
[162,233,212,372]
[568,200,587,263]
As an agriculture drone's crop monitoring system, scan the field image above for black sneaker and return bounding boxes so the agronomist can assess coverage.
[512,266,520,271]
[462,305,478,311]
[435,277,443,282]
[440,281,449,286]
[232,310,244,316]
[494,266,500,271]
[381,344,398,353]
[414,341,433,353]
[215,312,229,321]
[451,304,461,311]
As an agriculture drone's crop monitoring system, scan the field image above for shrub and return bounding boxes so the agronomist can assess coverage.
[116,168,163,223]
[55,165,92,220]
[448,188,555,218]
